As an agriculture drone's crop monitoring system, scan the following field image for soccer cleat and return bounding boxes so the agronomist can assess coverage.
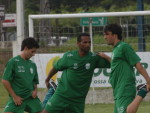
[49,79,57,91]
[137,84,148,98]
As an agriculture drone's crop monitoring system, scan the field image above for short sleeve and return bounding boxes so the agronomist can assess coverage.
[33,63,39,84]
[123,44,141,66]
[2,60,14,81]
[54,53,68,71]
[96,55,110,68]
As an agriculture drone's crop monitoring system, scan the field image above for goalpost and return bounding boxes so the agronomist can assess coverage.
[29,11,150,37]
[28,11,150,52]
[28,11,150,104]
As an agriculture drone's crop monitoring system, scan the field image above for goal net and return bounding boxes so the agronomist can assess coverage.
[29,11,150,105]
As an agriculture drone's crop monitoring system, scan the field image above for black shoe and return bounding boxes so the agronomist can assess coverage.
[50,79,57,91]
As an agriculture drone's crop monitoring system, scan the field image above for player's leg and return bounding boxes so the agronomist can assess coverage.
[114,96,134,113]
[126,96,142,113]
[42,79,57,109]
[25,97,43,113]
[3,97,25,113]
[42,109,49,113]
[126,84,148,113]
[4,112,13,113]
[67,102,85,113]
[43,95,67,113]
[42,88,55,108]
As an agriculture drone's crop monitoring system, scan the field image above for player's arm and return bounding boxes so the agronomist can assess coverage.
[2,79,23,105]
[97,52,111,62]
[135,62,150,91]
[32,84,38,98]
[45,67,58,89]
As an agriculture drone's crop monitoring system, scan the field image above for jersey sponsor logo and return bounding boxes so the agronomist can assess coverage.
[18,66,25,72]
[67,53,73,57]
[85,63,90,70]
[15,59,20,61]
[30,68,33,74]
[73,63,78,69]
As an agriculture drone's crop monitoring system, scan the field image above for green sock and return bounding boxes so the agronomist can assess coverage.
[137,89,148,98]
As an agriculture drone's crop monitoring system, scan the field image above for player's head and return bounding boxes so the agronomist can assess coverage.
[103,24,122,46]
[77,33,91,53]
[21,37,39,59]
[104,24,122,40]
[21,37,39,51]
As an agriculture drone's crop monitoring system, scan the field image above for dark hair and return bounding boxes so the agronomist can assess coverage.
[77,33,90,42]
[104,24,122,40]
[21,37,39,51]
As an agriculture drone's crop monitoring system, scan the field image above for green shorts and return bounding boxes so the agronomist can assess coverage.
[4,96,43,113]
[45,95,85,113]
[114,96,135,113]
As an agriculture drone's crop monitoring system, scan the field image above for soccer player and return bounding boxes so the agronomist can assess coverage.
[2,38,43,113]
[99,24,150,113]
[42,33,110,113]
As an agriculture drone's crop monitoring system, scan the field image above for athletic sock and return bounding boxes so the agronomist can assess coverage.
[137,88,148,98]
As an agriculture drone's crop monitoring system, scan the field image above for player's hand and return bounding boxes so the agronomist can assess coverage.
[146,80,150,91]
[97,52,107,58]
[13,95,23,106]
[45,79,50,89]
[97,52,111,62]
[32,89,37,98]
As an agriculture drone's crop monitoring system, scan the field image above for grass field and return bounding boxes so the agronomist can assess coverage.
[0,82,150,113]
[85,102,150,113]
[1,82,150,113]
[0,102,150,113]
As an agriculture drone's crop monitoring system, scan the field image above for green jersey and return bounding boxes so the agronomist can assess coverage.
[53,50,110,103]
[110,41,141,99]
[2,55,39,99]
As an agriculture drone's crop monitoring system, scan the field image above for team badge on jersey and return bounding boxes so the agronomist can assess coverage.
[30,68,33,74]
[117,106,125,113]
[67,53,73,57]
[73,63,78,69]
[85,63,90,70]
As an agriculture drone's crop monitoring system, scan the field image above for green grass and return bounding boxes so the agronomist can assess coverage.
[0,84,150,113]
[0,82,9,108]
[0,83,150,113]
[85,102,150,113]
[0,102,149,113]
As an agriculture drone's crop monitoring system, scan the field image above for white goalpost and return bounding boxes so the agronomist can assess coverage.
[28,11,150,52]
[29,11,150,37]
